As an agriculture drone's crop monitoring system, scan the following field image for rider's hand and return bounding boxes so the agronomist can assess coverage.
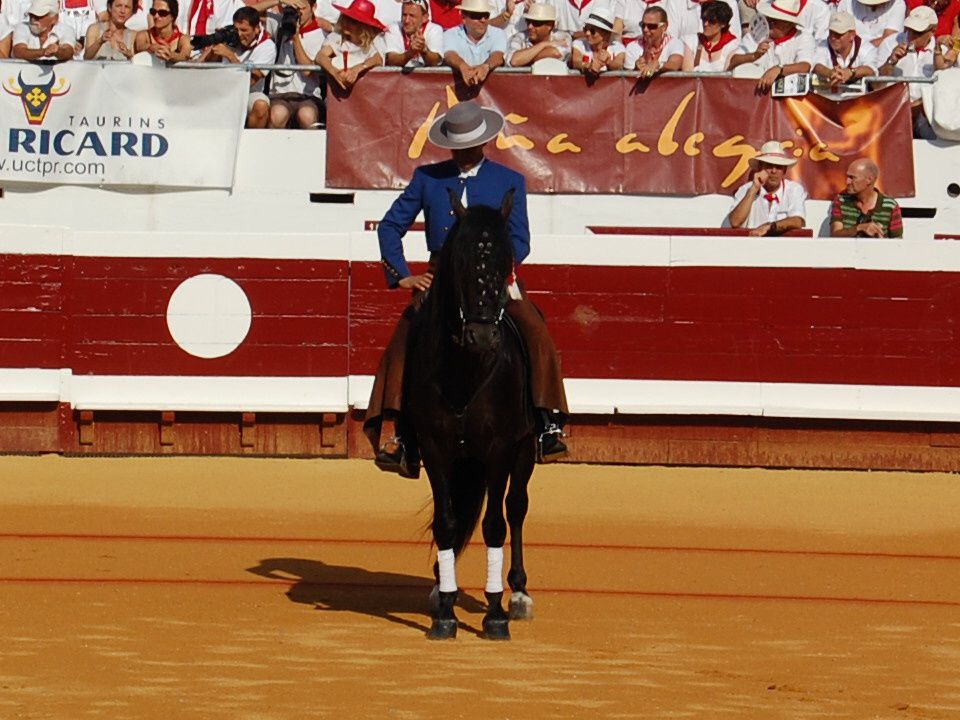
[399,273,433,291]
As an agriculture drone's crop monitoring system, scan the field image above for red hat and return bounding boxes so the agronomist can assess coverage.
[333,0,387,31]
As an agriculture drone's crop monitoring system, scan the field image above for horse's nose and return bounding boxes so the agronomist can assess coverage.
[464,324,500,352]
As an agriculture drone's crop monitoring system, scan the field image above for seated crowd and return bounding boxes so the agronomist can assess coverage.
[0,0,957,132]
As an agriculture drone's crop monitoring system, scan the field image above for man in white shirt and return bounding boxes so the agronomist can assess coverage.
[727,140,808,235]
[201,6,276,128]
[443,0,508,85]
[384,0,442,66]
[879,4,938,138]
[849,0,904,48]
[729,0,815,91]
[624,5,684,76]
[180,0,242,38]
[11,0,76,61]
[812,10,878,86]
[507,2,570,65]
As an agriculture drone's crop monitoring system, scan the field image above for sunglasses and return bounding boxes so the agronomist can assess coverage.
[463,11,489,19]
[149,7,172,15]
[584,25,607,33]
[701,18,719,25]
[527,19,551,26]
[642,22,663,30]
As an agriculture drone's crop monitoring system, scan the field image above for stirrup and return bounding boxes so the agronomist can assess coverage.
[374,437,421,479]
[537,425,568,463]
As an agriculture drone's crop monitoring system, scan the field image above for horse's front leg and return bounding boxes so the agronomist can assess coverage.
[507,441,536,620]
[480,464,510,640]
[426,459,459,640]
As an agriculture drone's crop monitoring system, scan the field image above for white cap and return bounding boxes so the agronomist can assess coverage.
[28,0,59,16]
[759,0,803,25]
[459,0,492,14]
[828,11,855,34]
[584,6,615,31]
[904,5,938,32]
[523,2,556,22]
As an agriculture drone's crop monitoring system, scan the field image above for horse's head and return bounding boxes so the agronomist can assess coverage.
[440,188,515,354]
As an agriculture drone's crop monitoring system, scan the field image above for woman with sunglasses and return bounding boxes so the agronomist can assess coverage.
[134,0,190,62]
[83,0,138,60]
[682,0,736,71]
[570,7,624,74]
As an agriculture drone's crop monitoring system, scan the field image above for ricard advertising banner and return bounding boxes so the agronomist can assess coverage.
[0,62,248,188]
[326,74,916,200]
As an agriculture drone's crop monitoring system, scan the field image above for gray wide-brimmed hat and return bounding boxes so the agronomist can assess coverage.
[428,102,505,150]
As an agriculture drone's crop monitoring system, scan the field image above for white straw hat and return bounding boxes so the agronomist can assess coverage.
[748,140,798,169]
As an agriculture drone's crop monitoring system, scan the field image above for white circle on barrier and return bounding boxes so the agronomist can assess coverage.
[166,274,252,359]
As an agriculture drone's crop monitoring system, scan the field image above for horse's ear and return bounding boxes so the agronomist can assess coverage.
[448,187,466,219]
[500,188,515,220]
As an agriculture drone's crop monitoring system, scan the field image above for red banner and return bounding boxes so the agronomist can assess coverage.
[326,74,915,200]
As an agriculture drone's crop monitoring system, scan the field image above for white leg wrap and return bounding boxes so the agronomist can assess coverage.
[485,546,504,594]
[437,548,457,593]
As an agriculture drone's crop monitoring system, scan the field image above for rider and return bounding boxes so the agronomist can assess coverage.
[365,101,569,478]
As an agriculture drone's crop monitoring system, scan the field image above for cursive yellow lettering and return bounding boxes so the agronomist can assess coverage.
[496,113,535,151]
[809,142,840,163]
[713,135,757,188]
[657,90,696,156]
[408,101,441,160]
[683,132,704,157]
[546,133,582,154]
[615,133,650,153]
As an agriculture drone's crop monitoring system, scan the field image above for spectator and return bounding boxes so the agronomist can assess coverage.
[830,158,903,237]
[200,6,276,128]
[879,5,939,139]
[430,0,461,29]
[570,6,626,74]
[935,30,960,67]
[507,2,570,66]
[384,0,442,67]
[682,0,738,71]
[624,6,684,77]
[12,0,76,61]
[316,0,387,91]
[849,0,906,48]
[253,0,327,128]
[443,0,507,85]
[906,0,960,38]
[812,11,879,86]
[613,0,660,46]
[180,0,242,39]
[0,12,12,56]
[729,0,814,92]
[727,140,807,236]
[134,0,190,62]
[83,0,136,59]
[667,0,743,39]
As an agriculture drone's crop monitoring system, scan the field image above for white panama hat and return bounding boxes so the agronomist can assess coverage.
[748,140,798,169]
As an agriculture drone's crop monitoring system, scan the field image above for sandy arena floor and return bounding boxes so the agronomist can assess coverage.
[2,455,960,719]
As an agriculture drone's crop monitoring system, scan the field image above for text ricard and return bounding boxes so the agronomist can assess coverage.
[9,115,169,158]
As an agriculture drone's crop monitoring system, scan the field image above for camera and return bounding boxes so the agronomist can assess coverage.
[279,3,300,38]
[191,25,240,49]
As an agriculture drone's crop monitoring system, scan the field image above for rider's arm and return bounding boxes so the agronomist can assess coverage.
[507,174,531,264]
[378,168,426,287]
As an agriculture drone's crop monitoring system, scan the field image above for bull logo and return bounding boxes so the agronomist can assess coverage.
[3,67,71,125]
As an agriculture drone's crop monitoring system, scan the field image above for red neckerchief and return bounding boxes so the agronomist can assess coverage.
[402,21,429,51]
[764,191,780,205]
[189,0,215,35]
[568,0,594,10]
[299,17,321,35]
[150,25,183,45]
[772,28,798,45]
[828,34,860,67]
[698,30,736,59]
[62,0,89,9]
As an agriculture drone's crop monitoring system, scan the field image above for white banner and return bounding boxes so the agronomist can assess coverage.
[0,61,248,188]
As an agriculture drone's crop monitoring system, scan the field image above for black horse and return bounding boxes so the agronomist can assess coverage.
[403,189,537,641]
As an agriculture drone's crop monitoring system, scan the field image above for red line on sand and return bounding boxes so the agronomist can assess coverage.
[1,576,958,608]
[2,532,960,563]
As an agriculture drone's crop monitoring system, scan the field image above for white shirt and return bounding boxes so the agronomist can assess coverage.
[507,28,572,64]
[322,28,389,68]
[737,29,816,70]
[12,20,77,49]
[613,0,666,41]
[0,16,12,40]
[572,36,626,68]
[624,32,684,68]
[881,32,936,102]
[786,0,830,42]
[813,35,878,71]
[729,178,808,229]
[92,0,149,31]
[228,28,276,93]
[265,16,327,97]
[384,20,443,66]
[849,0,905,44]
[681,31,738,70]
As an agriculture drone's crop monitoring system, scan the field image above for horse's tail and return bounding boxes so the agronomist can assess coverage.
[448,462,486,558]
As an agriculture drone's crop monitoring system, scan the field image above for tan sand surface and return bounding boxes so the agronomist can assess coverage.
[2,456,960,718]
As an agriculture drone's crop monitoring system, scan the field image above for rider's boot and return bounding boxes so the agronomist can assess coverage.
[536,408,568,463]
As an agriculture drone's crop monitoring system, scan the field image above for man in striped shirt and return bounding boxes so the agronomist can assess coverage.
[830,158,903,238]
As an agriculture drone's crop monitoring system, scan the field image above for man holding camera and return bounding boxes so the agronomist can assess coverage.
[200,6,277,128]
[256,0,327,128]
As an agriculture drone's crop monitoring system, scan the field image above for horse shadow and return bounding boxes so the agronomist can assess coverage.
[246,557,488,636]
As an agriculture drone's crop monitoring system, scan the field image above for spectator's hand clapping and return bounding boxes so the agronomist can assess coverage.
[409,30,426,54]
[152,42,173,61]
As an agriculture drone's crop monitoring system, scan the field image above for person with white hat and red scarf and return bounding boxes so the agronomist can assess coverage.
[879,5,939,138]
[570,5,626,73]
[729,0,815,91]
[727,140,808,235]
[812,10,879,86]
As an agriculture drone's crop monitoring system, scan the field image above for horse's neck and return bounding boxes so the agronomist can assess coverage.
[439,338,500,409]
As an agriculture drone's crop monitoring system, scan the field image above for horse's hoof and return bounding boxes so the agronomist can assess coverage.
[426,618,458,640]
[482,617,511,641]
[509,592,534,621]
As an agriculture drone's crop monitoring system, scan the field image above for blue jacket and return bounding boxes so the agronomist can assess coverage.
[377,159,530,287]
